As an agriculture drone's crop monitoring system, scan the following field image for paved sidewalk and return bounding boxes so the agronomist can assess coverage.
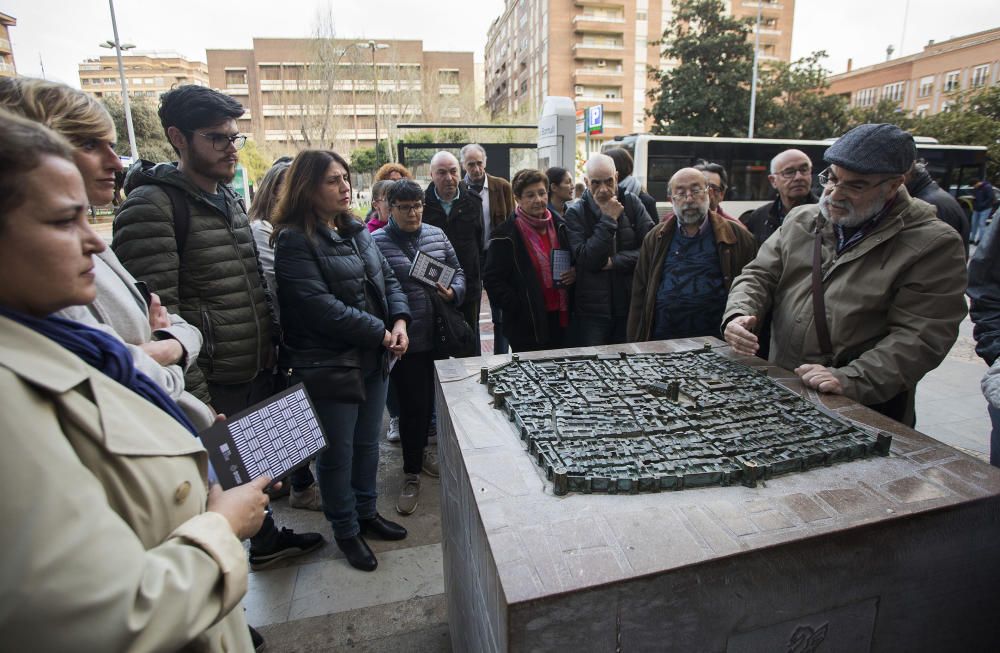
[248,298,991,652]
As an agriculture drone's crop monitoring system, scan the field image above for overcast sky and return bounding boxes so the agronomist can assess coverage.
[4,0,998,88]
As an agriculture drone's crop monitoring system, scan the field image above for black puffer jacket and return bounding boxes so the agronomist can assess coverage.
[422,182,484,297]
[372,222,466,353]
[969,209,1000,365]
[483,214,572,351]
[112,161,272,402]
[274,219,409,371]
[906,167,970,257]
[563,188,653,318]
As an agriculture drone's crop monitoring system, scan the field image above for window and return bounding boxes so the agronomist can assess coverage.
[855,87,878,107]
[882,81,905,103]
[944,70,960,92]
[225,70,247,86]
[971,64,990,87]
[916,104,929,117]
[918,76,934,98]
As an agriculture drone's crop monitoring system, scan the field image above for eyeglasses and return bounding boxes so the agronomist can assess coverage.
[391,202,424,214]
[774,164,812,180]
[706,183,724,193]
[818,168,898,195]
[670,187,707,200]
[194,131,247,151]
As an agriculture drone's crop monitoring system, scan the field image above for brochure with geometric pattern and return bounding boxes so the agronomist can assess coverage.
[200,383,328,489]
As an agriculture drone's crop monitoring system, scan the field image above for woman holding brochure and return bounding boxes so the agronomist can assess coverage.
[483,168,576,352]
[272,150,411,572]
[0,110,268,651]
[372,179,466,516]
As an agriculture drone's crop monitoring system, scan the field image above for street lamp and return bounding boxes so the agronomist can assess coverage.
[359,40,390,167]
[100,0,138,160]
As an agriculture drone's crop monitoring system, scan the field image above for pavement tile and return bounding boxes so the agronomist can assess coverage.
[288,543,445,621]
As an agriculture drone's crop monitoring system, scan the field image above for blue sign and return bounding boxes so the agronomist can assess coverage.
[587,104,604,135]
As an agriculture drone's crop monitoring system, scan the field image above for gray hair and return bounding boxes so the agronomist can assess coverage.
[460,143,486,163]
[584,152,615,179]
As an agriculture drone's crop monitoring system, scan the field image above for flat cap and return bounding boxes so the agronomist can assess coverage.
[824,123,915,175]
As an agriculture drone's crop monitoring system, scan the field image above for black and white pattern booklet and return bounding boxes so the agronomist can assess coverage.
[200,383,328,489]
[409,250,457,289]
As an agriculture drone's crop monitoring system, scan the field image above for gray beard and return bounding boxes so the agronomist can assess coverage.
[678,207,707,226]
[819,193,884,228]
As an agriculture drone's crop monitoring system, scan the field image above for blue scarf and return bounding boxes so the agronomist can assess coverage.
[0,306,198,436]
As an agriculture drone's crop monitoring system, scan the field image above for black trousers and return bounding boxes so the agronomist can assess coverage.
[391,350,436,475]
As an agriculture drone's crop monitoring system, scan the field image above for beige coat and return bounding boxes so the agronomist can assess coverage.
[725,188,967,405]
[0,316,251,652]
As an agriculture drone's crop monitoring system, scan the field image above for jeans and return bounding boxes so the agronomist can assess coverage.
[391,350,435,474]
[571,313,627,347]
[990,404,1000,468]
[971,208,992,243]
[314,367,389,539]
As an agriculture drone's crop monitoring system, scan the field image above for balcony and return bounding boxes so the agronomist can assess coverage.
[573,42,625,58]
[740,1,783,12]
[0,62,15,76]
[0,38,9,54]
[574,68,624,85]
[573,15,625,32]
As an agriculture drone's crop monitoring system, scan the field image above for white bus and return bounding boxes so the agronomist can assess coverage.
[603,134,989,219]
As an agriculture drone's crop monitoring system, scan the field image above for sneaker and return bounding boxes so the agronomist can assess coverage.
[249,625,265,652]
[289,484,322,511]
[387,416,400,443]
[396,473,421,515]
[422,448,440,478]
[249,528,324,570]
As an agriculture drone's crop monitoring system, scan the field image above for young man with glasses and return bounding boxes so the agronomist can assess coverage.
[564,152,654,346]
[627,167,757,343]
[112,86,323,583]
[724,124,967,427]
[740,149,819,246]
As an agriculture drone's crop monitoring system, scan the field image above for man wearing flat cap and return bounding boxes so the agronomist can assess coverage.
[723,123,967,426]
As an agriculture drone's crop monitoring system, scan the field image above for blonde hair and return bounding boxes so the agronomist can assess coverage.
[0,77,115,148]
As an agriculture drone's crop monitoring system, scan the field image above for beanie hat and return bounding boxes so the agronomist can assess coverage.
[823,123,915,175]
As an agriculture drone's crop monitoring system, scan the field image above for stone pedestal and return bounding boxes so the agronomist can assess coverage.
[435,339,1000,652]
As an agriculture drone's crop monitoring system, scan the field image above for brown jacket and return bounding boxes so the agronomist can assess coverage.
[628,211,758,342]
[724,187,967,405]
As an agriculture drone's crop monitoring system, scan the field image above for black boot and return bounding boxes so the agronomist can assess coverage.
[359,513,408,541]
[335,535,377,571]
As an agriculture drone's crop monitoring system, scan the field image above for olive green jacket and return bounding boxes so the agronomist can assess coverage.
[112,162,273,404]
[724,188,967,405]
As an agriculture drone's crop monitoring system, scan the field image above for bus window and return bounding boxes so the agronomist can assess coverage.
[647,156,692,200]
[730,159,772,201]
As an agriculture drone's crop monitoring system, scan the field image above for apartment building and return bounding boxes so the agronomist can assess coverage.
[0,12,16,79]
[78,52,209,99]
[484,0,795,144]
[206,38,475,153]
[827,27,1000,117]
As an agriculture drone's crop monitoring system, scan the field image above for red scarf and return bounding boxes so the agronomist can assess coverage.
[514,206,569,327]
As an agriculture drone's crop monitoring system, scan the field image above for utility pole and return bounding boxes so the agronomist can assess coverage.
[105,0,138,160]
[747,0,762,138]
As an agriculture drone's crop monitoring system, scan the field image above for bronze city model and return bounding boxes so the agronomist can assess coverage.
[481,345,891,495]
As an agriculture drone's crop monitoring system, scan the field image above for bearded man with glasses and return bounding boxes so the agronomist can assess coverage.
[724,123,967,427]
[113,86,323,586]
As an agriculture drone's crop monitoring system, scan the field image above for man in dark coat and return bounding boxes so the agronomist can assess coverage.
[741,148,818,246]
[969,207,1000,466]
[422,151,484,355]
[112,85,321,584]
[564,152,654,345]
[905,162,970,257]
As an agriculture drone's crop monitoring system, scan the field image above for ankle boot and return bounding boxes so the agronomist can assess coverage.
[334,534,377,571]
[359,513,408,540]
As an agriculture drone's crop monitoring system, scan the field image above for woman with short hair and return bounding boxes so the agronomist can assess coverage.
[272,149,411,572]
[372,179,466,515]
[483,169,576,352]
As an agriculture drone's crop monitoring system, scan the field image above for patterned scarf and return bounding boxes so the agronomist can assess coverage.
[0,305,197,435]
[513,206,569,325]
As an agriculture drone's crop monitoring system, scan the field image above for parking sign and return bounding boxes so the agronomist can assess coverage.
[587,104,604,135]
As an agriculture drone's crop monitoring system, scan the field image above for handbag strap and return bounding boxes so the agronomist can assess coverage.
[811,225,834,356]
